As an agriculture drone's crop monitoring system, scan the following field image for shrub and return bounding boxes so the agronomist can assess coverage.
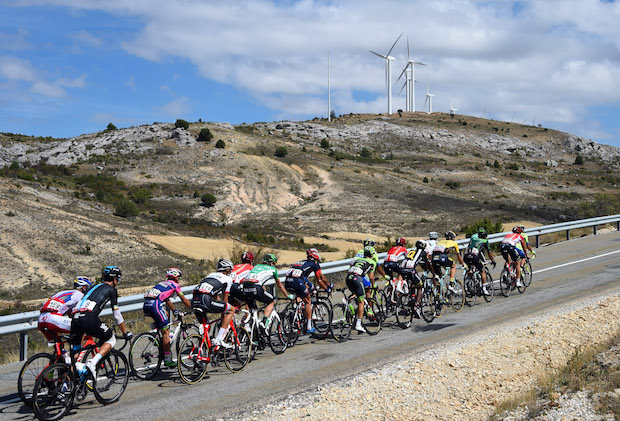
[215,139,226,149]
[423,177,429,183]
[175,119,190,129]
[114,197,138,218]
[197,128,213,142]
[106,123,117,131]
[200,193,217,207]
[445,181,461,189]
[574,155,584,165]
[579,193,619,218]
[320,139,330,149]
[360,148,372,158]
[275,146,288,157]
[16,170,35,181]
[10,161,20,170]
[493,160,501,169]
[462,218,503,238]
[507,163,519,170]
[131,187,151,204]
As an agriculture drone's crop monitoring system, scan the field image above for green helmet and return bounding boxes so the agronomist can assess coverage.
[477,227,487,238]
[263,253,277,265]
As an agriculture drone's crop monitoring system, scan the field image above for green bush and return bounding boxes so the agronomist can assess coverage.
[215,139,226,149]
[106,123,117,131]
[423,177,429,183]
[175,119,190,129]
[360,148,372,158]
[320,139,330,149]
[493,160,501,169]
[10,161,20,170]
[275,146,288,157]
[131,187,151,204]
[507,163,519,170]
[445,181,461,189]
[574,155,584,165]
[16,170,35,181]
[461,218,504,238]
[200,193,217,207]
[114,198,138,218]
[579,193,619,218]
[197,128,213,142]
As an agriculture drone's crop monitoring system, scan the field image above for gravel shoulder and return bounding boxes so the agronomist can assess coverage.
[244,291,620,421]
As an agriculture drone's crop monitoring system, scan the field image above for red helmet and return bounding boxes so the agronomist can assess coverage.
[241,251,254,264]
[165,267,182,280]
[306,248,321,262]
[396,237,406,246]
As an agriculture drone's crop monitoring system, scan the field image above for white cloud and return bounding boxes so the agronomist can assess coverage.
[158,96,189,116]
[72,30,102,46]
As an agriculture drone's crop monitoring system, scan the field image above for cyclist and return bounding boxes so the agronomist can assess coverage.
[500,227,529,286]
[422,232,440,272]
[70,266,131,377]
[464,228,497,295]
[355,239,387,289]
[191,258,236,349]
[431,231,466,295]
[38,277,92,356]
[143,268,192,367]
[230,252,255,307]
[399,241,429,318]
[515,224,535,269]
[345,248,376,333]
[281,248,330,334]
[242,253,284,331]
[383,237,408,298]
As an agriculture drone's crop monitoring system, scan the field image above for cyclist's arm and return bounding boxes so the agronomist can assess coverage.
[164,297,175,312]
[519,239,529,258]
[274,277,289,298]
[315,271,329,290]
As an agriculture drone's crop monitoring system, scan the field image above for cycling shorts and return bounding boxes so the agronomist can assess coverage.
[362,275,372,288]
[400,268,423,288]
[143,299,169,330]
[464,253,484,273]
[516,248,526,258]
[229,283,246,306]
[383,261,401,278]
[432,253,454,268]
[284,277,314,298]
[69,312,113,346]
[345,273,365,298]
[500,243,520,262]
[38,313,71,341]
[241,283,274,309]
[191,293,229,317]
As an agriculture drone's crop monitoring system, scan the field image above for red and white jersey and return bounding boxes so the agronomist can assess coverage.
[385,246,407,262]
[40,290,83,316]
[502,233,524,247]
[231,263,254,283]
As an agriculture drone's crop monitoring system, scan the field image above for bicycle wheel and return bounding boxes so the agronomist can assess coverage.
[522,261,533,287]
[177,334,209,384]
[93,350,129,405]
[330,303,352,342]
[18,352,55,407]
[433,284,444,318]
[395,294,414,329]
[32,362,74,421]
[420,288,436,323]
[463,274,476,307]
[268,314,288,354]
[449,278,465,312]
[175,323,201,356]
[517,275,527,294]
[311,301,331,339]
[500,269,512,297]
[363,299,383,335]
[129,332,162,380]
[282,307,300,347]
[483,270,494,302]
[223,326,251,373]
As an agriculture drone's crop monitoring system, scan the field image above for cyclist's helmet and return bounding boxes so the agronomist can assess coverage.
[263,253,277,265]
[306,248,321,262]
[415,240,426,249]
[217,258,234,272]
[165,267,182,280]
[396,237,406,246]
[241,251,254,264]
[517,224,525,233]
[477,227,488,239]
[364,245,376,255]
[73,276,91,290]
[102,266,122,282]
[445,231,456,240]
[363,238,375,248]
[428,231,439,240]
[512,226,519,233]
[363,248,373,258]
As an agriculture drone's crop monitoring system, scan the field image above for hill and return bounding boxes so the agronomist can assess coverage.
[0,112,618,308]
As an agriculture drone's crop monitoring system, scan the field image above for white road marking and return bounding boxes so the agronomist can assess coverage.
[533,249,620,274]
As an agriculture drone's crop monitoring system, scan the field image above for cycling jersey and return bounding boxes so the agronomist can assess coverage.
[244,264,278,284]
[384,246,407,262]
[424,240,438,256]
[194,272,234,296]
[347,257,376,278]
[515,233,529,257]
[433,240,460,259]
[354,248,379,264]
[466,234,490,257]
[40,290,83,316]
[73,283,119,318]
[144,280,184,302]
[231,263,254,283]
[501,233,525,247]
[286,259,323,279]
[70,283,120,345]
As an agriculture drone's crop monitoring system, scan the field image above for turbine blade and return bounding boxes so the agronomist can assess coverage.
[407,36,411,60]
[414,61,428,66]
[399,81,407,96]
[386,32,404,57]
[396,65,408,83]
[370,50,387,59]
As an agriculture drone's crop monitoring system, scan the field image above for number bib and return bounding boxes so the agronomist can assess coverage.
[77,300,96,312]
[348,266,363,276]
[402,259,416,269]
[198,282,214,294]
[144,288,161,299]
[41,298,63,313]
[287,269,303,278]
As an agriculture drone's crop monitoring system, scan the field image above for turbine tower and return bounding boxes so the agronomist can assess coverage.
[397,36,426,112]
[370,33,403,115]
[424,84,434,114]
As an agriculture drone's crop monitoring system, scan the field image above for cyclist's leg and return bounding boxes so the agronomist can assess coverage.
[145,299,172,357]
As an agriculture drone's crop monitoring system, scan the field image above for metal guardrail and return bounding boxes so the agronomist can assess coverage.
[3,214,619,360]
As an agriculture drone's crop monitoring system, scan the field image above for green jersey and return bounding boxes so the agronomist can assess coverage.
[467,234,490,256]
[515,233,529,251]
[355,248,379,264]
[347,257,377,277]
[244,264,279,284]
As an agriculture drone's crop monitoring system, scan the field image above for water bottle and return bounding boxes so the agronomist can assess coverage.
[61,350,71,365]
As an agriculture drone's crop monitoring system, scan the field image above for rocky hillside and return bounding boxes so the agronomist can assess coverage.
[0,112,618,304]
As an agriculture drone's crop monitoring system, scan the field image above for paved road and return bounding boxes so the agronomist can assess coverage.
[1,231,619,421]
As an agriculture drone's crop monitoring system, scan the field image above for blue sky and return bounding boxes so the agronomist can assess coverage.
[1,0,620,148]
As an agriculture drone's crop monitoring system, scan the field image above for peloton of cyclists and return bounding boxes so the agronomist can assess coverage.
[464,228,497,295]
[241,253,284,331]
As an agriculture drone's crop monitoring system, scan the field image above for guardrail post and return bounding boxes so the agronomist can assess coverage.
[535,235,540,248]
[20,331,28,361]
[593,225,597,235]
[566,230,570,241]
[617,221,619,231]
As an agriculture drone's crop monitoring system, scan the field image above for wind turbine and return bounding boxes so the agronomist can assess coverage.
[424,84,434,114]
[370,33,403,115]
[396,36,426,112]
[449,102,458,117]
